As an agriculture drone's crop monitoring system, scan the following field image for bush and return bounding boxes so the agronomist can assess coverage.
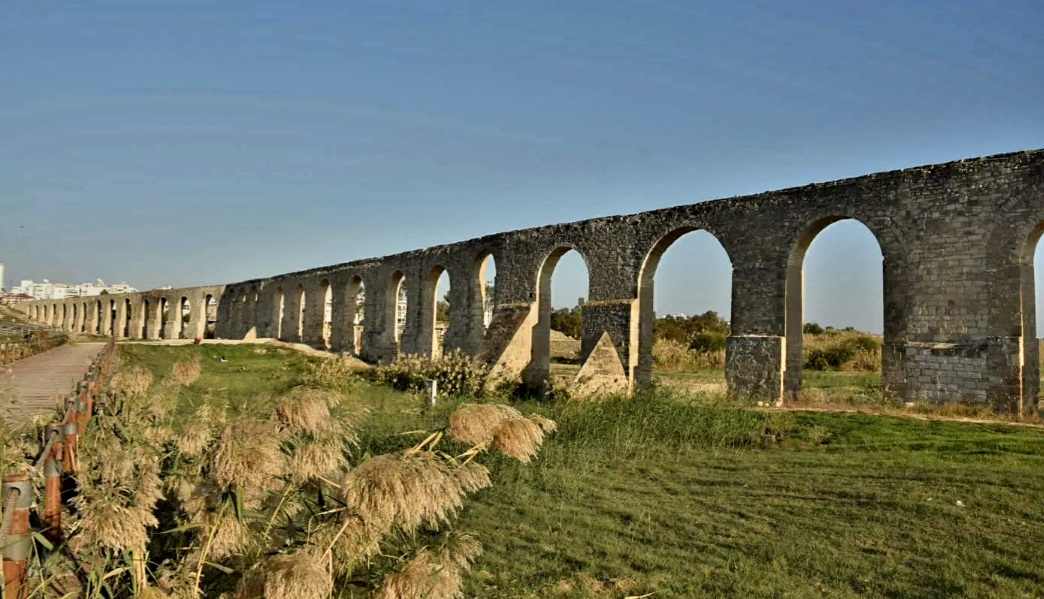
[803,331,881,371]
[802,322,825,335]
[371,350,489,397]
[653,338,724,371]
[689,331,726,353]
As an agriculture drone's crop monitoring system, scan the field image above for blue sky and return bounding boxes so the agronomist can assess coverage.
[3,1,1043,333]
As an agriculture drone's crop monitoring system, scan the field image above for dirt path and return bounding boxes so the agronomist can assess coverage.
[119,337,369,365]
[767,404,1044,430]
[1,342,106,422]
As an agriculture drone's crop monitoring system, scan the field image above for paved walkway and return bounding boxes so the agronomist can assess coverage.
[1,342,106,422]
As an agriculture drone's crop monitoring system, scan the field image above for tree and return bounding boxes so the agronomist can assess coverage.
[550,306,582,339]
[436,300,450,323]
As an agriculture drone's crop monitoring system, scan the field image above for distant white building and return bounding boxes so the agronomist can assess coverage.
[13,278,139,300]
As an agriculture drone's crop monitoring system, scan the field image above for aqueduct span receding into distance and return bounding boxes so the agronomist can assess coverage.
[19,149,1044,414]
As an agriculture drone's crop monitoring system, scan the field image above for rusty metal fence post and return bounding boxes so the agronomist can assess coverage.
[2,474,33,599]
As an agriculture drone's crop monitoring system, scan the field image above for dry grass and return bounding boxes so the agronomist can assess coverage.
[110,363,154,397]
[170,355,203,387]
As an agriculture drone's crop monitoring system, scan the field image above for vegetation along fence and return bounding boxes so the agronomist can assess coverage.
[1,338,116,599]
[0,325,68,367]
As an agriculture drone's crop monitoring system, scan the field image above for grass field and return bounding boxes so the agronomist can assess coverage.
[118,344,1044,598]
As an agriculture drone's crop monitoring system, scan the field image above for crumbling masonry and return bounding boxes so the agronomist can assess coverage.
[20,150,1044,414]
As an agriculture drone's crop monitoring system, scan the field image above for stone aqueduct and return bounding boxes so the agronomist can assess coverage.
[18,150,1044,414]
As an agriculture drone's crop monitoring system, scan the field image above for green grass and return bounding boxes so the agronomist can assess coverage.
[117,344,1044,599]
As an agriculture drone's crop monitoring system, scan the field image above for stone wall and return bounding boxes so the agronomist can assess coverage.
[17,149,1044,414]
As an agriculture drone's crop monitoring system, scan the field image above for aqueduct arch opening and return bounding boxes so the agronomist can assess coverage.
[320,279,333,349]
[424,267,452,357]
[785,217,884,400]
[389,271,407,353]
[1020,223,1044,413]
[343,275,365,355]
[272,287,285,339]
[523,247,589,389]
[636,228,733,389]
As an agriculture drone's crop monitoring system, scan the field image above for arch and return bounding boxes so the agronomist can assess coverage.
[142,299,152,339]
[160,297,171,339]
[348,275,365,355]
[784,216,885,400]
[469,252,498,353]
[635,227,733,387]
[205,294,217,339]
[95,300,103,335]
[1019,222,1044,414]
[180,297,191,339]
[388,271,407,350]
[423,266,452,358]
[109,299,117,336]
[124,298,133,338]
[320,278,333,349]
[523,246,591,389]
[296,285,306,342]
[272,287,285,339]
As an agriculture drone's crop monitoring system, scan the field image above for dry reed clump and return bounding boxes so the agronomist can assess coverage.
[235,549,333,599]
[448,403,556,462]
[170,356,203,387]
[375,534,482,599]
[313,514,383,574]
[202,506,255,560]
[277,388,358,483]
[176,404,224,458]
[276,388,339,434]
[447,404,522,446]
[491,417,545,463]
[211,418,287,505]
[111,364,154,397]
[71,443,163,555]
[343,453,491,534]
[288,436,348,483]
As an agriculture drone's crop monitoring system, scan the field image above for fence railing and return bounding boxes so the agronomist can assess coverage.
[1,338,117,599]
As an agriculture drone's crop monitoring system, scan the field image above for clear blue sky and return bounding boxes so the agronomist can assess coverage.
[3,1,1043,334]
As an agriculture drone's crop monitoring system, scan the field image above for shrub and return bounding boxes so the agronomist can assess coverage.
[803,331,881,371]
[802,322,825,335]
[372,350,489,397]
[652,338,725,371]
[689,331,726,353]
